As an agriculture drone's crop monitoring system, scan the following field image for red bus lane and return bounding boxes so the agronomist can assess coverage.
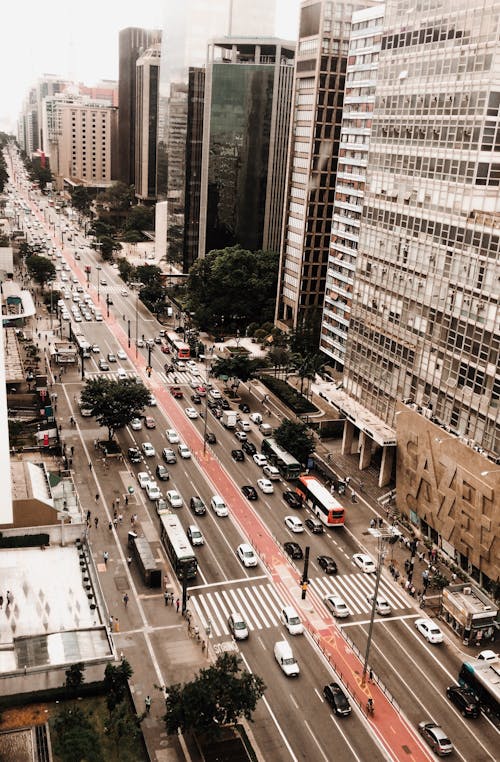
[109,328,433,762]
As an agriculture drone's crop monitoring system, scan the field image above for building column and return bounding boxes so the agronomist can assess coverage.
[358,431,372,470]
[379,445,394,488]
[341,420,355,456]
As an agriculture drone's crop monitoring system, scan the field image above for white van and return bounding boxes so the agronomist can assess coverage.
[259,423,273,437]
[274,640,300,677]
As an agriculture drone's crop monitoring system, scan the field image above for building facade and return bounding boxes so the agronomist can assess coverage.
[135,44,161,202]
[320,5,384,368]
[118,27,161,187]
[156,0,278,270]
[275,0,371,338]
[198,38,295,257]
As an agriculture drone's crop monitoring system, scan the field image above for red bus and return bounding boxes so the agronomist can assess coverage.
[296,475,345,527]
[166,332,190,360]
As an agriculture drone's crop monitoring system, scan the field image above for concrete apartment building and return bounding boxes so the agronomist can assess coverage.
[118,27,161,188]
[320,5,385,368]
[275,0,373,337]
[198,38,295,257]
[135,44,161,202]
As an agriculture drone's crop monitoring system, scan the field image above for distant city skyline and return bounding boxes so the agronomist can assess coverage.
[1,0,300,134]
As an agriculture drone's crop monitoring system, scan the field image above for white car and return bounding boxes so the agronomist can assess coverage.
[146,481,161,501]
[185,407,198,419]
[137,472,151,489]
[211,495,228,517]
[415,618,444,644]
[284,515,304,533]
[117,368,127,380]
[253,453,268,467]
[280,606,303,635]
[263,465,280,480]
[166,429,179,444]
[208,388,221,399]
[91,344,100,354]
[234,431,247,441]
[166,490,183,509]
[324,594,351,618]
[148,395,157,406]
[367,595,392,616]
[130,417,142,431]
[186,360,198,372]
[274,640,299,677]
[142,442,156,457]
[187,525,204,546]
[257,478,274,494]
[352,553,376,573]
[117,349,127,360]
[249,412,263,424]
[120,289,128,296]
[178,443,191,459]
[477,650,498,661]
[228,612,249,641]
[236,543,258,568]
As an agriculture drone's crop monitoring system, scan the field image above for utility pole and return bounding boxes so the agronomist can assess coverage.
[301,546,310,600]
[361,533,391,686]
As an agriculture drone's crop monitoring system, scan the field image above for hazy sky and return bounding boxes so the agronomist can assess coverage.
[1,0,300,133]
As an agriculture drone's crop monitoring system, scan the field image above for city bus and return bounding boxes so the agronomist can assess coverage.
[458,657,500,721]
[296,474,345,527]
[74,332,91,358]
[159,513,197,580]
[166,332,190,360]
[261,438,302,480]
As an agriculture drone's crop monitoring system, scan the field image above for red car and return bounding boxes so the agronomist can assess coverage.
[161,343,170,354]
[145,416,156,429]
[169,386,183,399]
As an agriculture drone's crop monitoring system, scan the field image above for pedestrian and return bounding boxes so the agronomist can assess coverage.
[378,517,383,528]
[94,516,99,529]
[113,509,117,520]
[115,497,120,509]
[176,597,180,613]
[6,591,13,606]
[330,483,335,494]
[89,461,92,471]
[0,595,3,609]
[108,521,113,531]
[145,695,151,713]
[123,593,129,607]
[103,551,109,565]
[95,493,99,503]
[125,495,129,506]
[86,509,91,522]
[164,591,170,606]
[369,668,373,682]
[113,517,118,528]
[109,615,114,629]
[118,513,123,524]
[70,445,74,456]
[127,555,132,566]
[370,518,376,529]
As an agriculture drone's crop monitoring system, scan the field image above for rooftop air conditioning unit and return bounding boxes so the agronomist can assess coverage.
[463,587,472,595]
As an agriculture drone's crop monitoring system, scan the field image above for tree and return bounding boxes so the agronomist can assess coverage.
[268,346,292,378]
[164,653,265,740]
[71,186,92,215]
[26,255,56,288]
[187,246,279,333]
[139,282,166,313]
[96,182,134,213]
[124,204,154,233]
[105,700,143,755]
[93,235,121,261]
[53,707,103,762]
[275,419,315,465]
[135,264,162,286]
[211,355,261,384]
[166,223,184,264]
[65,662,86,691]
[295,352,324,395]
[103,660,133,713]
[80,378,152,440]
[117,258,135,283]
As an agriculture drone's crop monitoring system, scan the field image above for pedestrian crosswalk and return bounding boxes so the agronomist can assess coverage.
[158,370,197,386]
[85,370,139,382]
[189,573,412,638]
[310,573,409,616]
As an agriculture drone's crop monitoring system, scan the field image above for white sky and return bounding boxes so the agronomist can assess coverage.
[1,0,300,134]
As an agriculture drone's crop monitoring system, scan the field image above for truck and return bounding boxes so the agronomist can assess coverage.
[222,410,237,429]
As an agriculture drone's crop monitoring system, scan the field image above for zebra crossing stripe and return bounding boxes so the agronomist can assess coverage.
[230,587,263,630]
[240,586,271,629]
[258,583,285,621]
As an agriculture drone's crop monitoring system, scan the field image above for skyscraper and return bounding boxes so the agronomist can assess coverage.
[135,44,161,202]
[156,0,278,270]
[198,38,295,256]
[275,0,370,339]
[320,5,385,369]
[118,27,161,187]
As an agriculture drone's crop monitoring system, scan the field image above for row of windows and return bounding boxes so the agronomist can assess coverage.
[382,23,465,51]
[374,122,483,149]
[379,52,493,84]
[368,150,477,183]
[375,90,487,115]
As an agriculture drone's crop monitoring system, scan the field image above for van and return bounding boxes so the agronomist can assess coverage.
[274,640,300,677]
[259,423,273,437]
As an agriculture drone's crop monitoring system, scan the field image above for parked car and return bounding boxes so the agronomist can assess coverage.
[418,722,453,756]
[323,683,351,716]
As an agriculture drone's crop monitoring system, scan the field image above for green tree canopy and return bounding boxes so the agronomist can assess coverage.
[103,660,133,714]
[53,707,103,762]
[211,355,261,384]
[117,258,135,283]
[124,204,154,232]
[26,255,56,288]
[71,186,92,215]
[187,246,279,333]
[274,419,315,465]
[65,662,86,691]
[80,378,152,440]
[96,182,134,213]
[93,235,121,262]
[135,264,162,286]
[164,653,265,740]
[139,282,166,314]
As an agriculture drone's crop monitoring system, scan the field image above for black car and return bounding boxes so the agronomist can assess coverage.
[241,485,258,501]
[231,449,245,462]
[219,398,231,410]
[191,394,201,404]
[446,685,480,718]
[189,496,207,516]
[156,464,170,481]
[239,403,250,413]
[174,326,184,334]
[241,440,257,456]
[283,490,303,509]
[207,399,218,410]
[284,542,303,560]
[323,683,351,716]
[205,431,217,444]
[305,517,324,534]
[317,555,338,574]
[127,447,142,464]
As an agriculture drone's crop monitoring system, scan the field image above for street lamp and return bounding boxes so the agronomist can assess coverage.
[96,265,102,302]
[202,348,214,456]
[361,533,391,687]
[129,282,144,358]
